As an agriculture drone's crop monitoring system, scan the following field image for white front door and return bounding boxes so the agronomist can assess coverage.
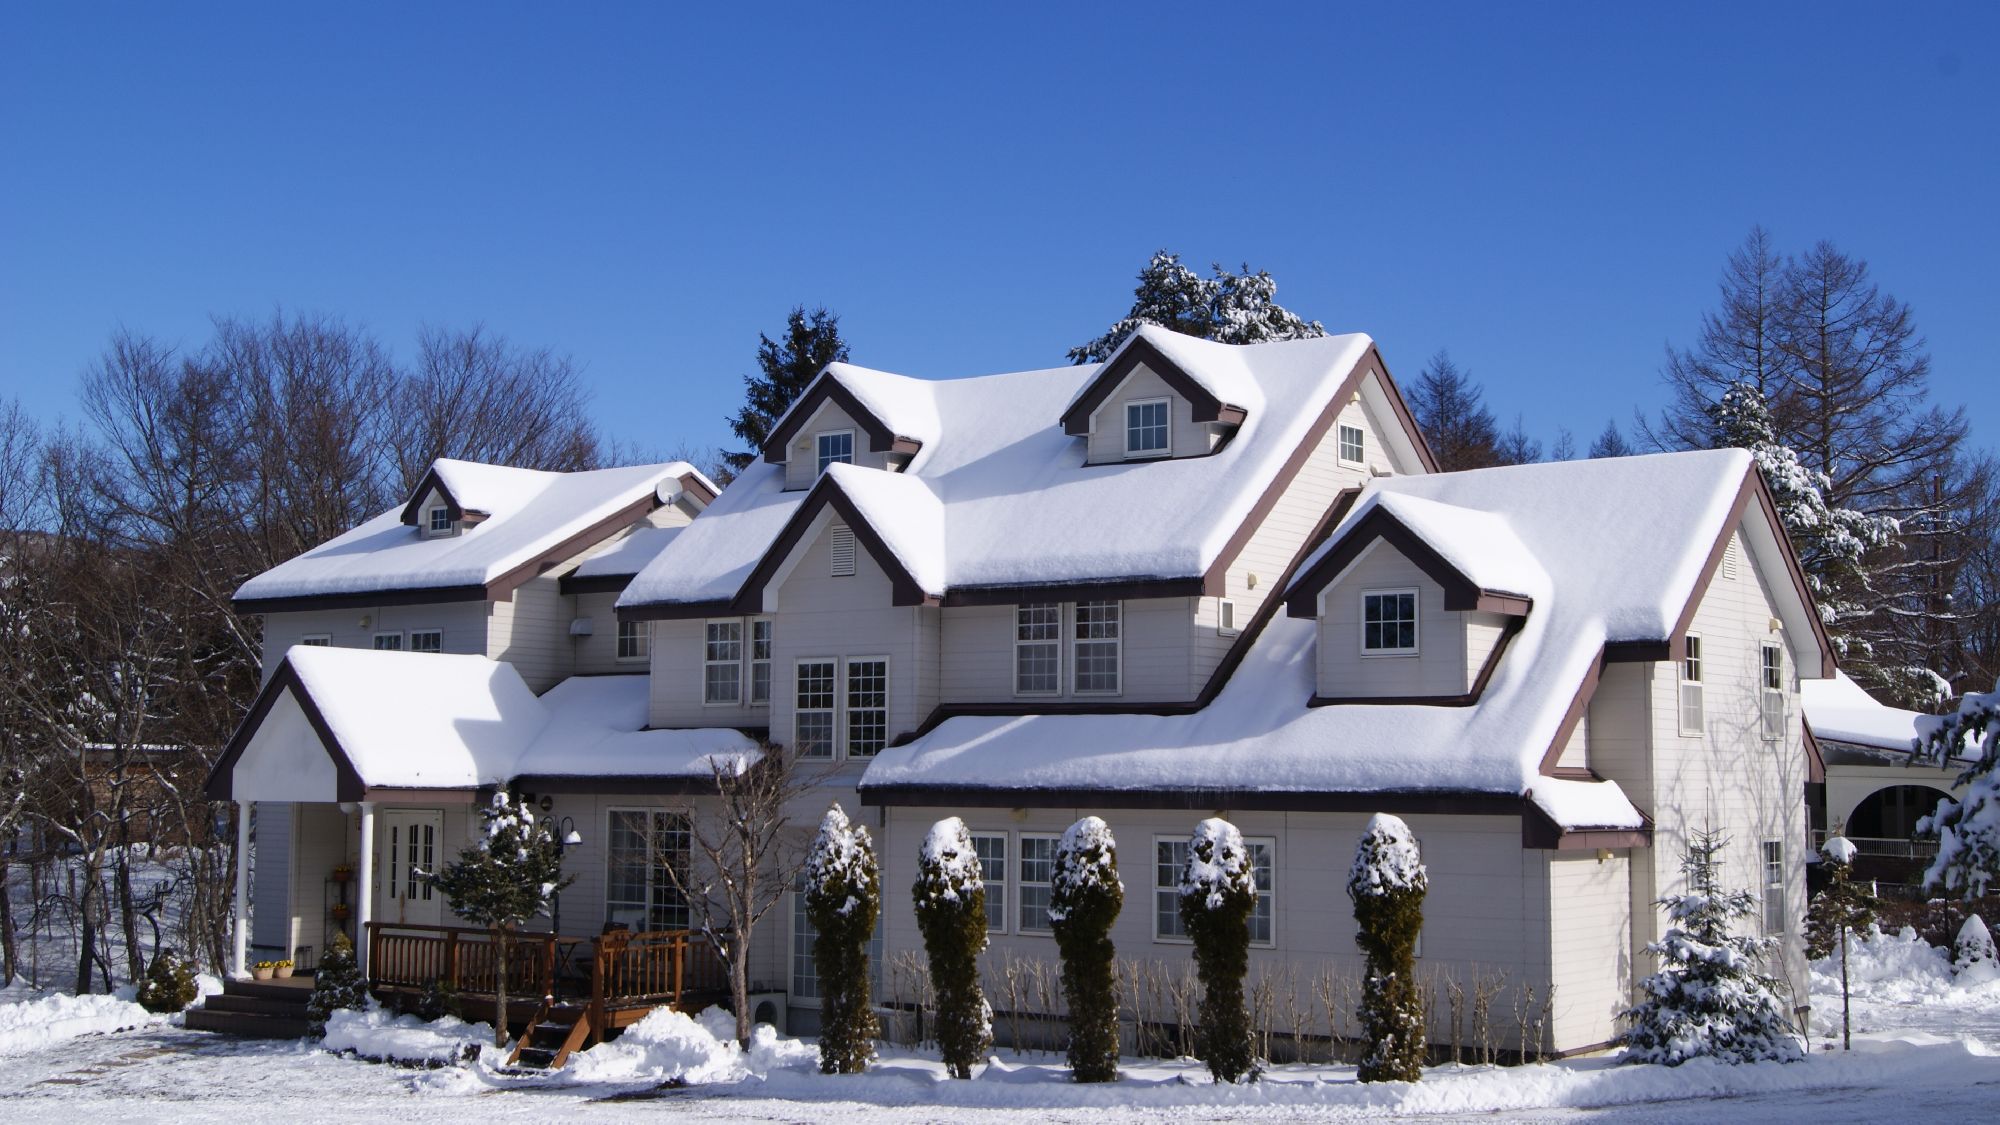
[381,809,445,927]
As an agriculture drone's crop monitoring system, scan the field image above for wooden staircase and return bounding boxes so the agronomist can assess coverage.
[506,996,594,1070]
[185,976,314,1039]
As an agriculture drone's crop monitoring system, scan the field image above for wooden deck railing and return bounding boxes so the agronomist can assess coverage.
[364,922,725,1010]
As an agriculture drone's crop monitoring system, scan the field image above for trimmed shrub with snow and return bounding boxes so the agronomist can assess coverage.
[1179,817,1258,1084]
[1348,813,1427,1083]
[308,931,368,1037]
[1954,914,1995,976]
[1623,830,1803,1066]
[1049,816,1123,1083]
[913,817,991,1079]
[135,947,199,1014]
[805,803,880,1074]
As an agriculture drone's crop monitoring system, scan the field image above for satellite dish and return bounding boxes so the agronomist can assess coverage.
[656,478,683,505]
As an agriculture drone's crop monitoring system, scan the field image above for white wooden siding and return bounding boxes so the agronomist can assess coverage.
[1083,365,1220,464]
[259,601,492,680]
[780,400,894,490]
[1316,548,1470,697]
[1546,852,1632,1049]
[936,599,1195,704]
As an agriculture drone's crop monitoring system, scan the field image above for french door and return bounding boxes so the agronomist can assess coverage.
[381,809,444,927]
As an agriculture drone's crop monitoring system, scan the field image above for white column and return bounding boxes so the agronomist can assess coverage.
[356,801,377,981]
[233,800,251,978]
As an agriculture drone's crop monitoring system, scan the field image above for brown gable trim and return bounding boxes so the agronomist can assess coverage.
[233,584,489,616]
[732,474,937,612]
[762,377,917,464]
[617,597,734,623]
[1309,615,1525,709]
[1603,640,1672,663]
[514,774,725,796]
[1058,334,1241,437]
[1368,346,1442,475]
[1747,471,1838,678]
[203,660,368,803]
[397,466,462,526]
[1520,800,1654,850]
[1284,502,1535,618]
[1802,718,1826,784]
[857,783,1527,816]
[677,471,718,506]
[1537,647,1610,775]
[558,572,633,597]
[486,492,661,602]
[938,578,1205,608]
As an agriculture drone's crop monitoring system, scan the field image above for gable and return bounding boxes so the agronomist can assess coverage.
[736,475,939,613]
[1060,333,1246,437]
[763,375,924,465]
[204,663,365,802]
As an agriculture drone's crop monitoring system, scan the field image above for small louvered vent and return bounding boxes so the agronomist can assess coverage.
[830,523,857,577]
[1722,536,1740,581]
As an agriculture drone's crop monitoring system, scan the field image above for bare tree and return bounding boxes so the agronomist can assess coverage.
[391,324,600,489]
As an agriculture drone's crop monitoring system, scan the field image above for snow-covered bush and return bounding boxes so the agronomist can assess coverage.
[1049,816,1123,1083]
[805,803,880,1074]
[1953,914,1995,976]
[136,946,199,1013]
[1623,830,1803,1066]
[414,974,461,1022]
[913,817,991,1079]
[1347,813,1428,1083]
[1805,834,1877,961]
[1179,817,1258,1084]
[307,931,368,1037]
[1915,676,2000,897]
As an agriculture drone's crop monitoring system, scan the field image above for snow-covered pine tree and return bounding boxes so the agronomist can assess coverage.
[1915,677,2000,897]
[1805,834,1875,1050]
[307,931,367,1037]
[724,306,850,473]
[913,817,991,1079]
[805,803,880,1074]
[1622,829,1803,1066]
[1068,251,1324,365]
[1048,815,1123,1083]
[1954,914,1995,975]
[1179,817,1258,1083]
[427,791,574,1046]
[1347,813,1428,1082]
[136,946,199,1013]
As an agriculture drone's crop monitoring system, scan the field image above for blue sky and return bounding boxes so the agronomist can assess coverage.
[3,3,1994,461]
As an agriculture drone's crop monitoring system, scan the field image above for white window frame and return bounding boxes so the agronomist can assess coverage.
[427,506,453,535]
[604,806,691,932]
[1124,398,1172,458]
[299,634,332,647]
[1761,839,1786,935]
[1760,642,1784,742]
[1247,838,1276,948]
[1360,588,1420,656]
[616,619,650,662]
[1150,834,1276,948]
[1338,423,1366,466]
[703,619,743,705]
[372,631,404,652]
[816,430,855,476]
[748,618,773,705]
[843,656,889,759]
[1017,833,1060,935]
[1679,634,1704,735]
[1217,597,1239,637]
[971,832,1009,933]
[1072,600,1122,695]
[1014,603,1062,696]
[794,657,837,759]
[407,628,443,654]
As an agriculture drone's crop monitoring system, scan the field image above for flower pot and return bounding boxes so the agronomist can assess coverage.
[275,966,294,979]
[252,966,275,981]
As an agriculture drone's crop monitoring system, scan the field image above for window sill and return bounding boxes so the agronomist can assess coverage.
[1359,650,1420,659]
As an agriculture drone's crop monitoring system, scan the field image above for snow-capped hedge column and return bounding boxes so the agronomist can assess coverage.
[1954,914,1996,975]
[913,816,992,1079]
[1178,817,1258,1084]
[1623,829,1803,1066]
[805,804,881,1074]
[1347,813,1428,1082]
[1049,816,1124,1083]
[136,946,199,1014]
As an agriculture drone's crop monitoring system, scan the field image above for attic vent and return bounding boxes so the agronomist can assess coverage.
[830,523,857,577]
[1722,536,1740,581]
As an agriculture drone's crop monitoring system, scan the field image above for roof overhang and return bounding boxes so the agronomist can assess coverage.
[1284,504,1536,619]
[762,376,925,464]
[204,659,371,803]
[1059,334,1247,437]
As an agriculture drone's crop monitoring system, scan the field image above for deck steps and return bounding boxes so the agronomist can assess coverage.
[505,1001,593,1070]
[185,975,314,1040]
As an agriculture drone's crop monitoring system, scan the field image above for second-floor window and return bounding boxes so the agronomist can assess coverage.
[1339,424,1366,465]
[1362,590,1418,654]
[816,431,854,476]
[1073,600,1121,693]
[408,629,442,654]
[1016,603,1061,694]
[704,621,743,703]
[1125,399,1169,456]
[795,659,837,758]
[750,619,773,704]
[617,619,649,661]
[1760,643,1784,741]
[1680,635,1704,734]
[845,657,888,758]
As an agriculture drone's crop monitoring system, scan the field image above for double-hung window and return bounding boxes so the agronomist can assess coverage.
[1338,424,1366,465]
[1680,635,1704,734]
[1247,840,1275,945]
[795,659,837,758]
[972,834,1008,932]
[605,810,689,931]
[617,619,649,662]
[1015,603,1061,694]
[1761,840,1786,934]
[704,621,743,704]
[1073,600,1121,693]
[1018,835,1058,933]
[749,619,774,704]
[372,632,403,652]
[407,629,442,654]
[1155,836,1275,944]
[845,658,888,757]
[1125,399,1170,457]
[1760,643,1784,741]
[1362,590,1418,655]
[816,431,854,476]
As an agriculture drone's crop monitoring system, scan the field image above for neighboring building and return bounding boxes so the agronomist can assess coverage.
[1802,672,1963,890]
[211,326,1832,1057]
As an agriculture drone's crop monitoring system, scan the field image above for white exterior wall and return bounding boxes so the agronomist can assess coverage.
[489,572,574,692]
[938,597,1195,704]
[571,592,645,676]
[1083,365,1222,464]
[648,617,774,731]
[1316,547,1470,697]
[780,401,894,491]
[1545,852,1632,1050]
[259,600,493,680]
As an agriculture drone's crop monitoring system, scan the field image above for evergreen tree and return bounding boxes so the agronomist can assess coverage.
[1914,675,2000,897]
[1805,835,1876,1050]
[1048,815,1123,1083]
[805,804,880,1074]
[306,931,367,1037]
[1405,351,1502,471]
[724,306,850,473]
[1348,813,1427,1082]
[1622,830,1803,1066]
[1069,251,1324,364]
[913,817,991,1079]
[1178,817,1258,1083]
[427,791,574,1047]
[1588,420,1634,459]
[1492,414,1543,466]
[135,946,199,1013]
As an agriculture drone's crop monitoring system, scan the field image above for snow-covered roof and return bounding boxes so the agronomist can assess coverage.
[213,647,756,798]
[1060,325,1263,424]
[860,449,1784,831]
[622,330,1393,611]
[236,460,694,606]
[571,526,685,580]
[1297,491,1547,604]
[1803,672,1923,753]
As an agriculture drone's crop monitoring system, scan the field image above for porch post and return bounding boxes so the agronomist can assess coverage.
[232,800,251,978]
[357,801,377,980]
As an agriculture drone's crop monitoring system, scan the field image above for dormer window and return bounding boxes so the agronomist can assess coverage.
[1125,399,1170,458]
[427,506,452,535]
[1338,424,1366,466]
[1361,589,1418,655]
[816,431,854,476]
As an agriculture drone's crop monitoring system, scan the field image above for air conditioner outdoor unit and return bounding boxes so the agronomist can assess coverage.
[745,990,788,1035]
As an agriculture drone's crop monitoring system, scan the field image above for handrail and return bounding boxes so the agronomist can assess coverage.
[364,921,726,1009]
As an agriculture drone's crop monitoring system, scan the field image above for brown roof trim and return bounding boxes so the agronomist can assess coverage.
[1537,647,1610,775]
[1802,718,1826,784]
[486,492,661,602]
[515,774,726,796]
[1369,345,1442,474]
[762,377,921,464]
[1310,615,1524,709]
[397,466,465,526]
[677,471,718,506]
[732,474,938,611]
[1603,640,1672,663]
[204,660,367,803]
[558,573,633,597]
[1058,334,1244,437]
[361,786,479,804]
[1520,800,1654,850]
[233,584,490,615]
[1746,470,1838,678]
[618,597,734,623]
[939,577,1205,608]
[857,784,1528,816]
[1284,502,1535,618]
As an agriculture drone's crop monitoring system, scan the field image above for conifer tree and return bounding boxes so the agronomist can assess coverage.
[805,804,880,1074]
[724,306,850,473]
[1588,420,1635,458]
[1069,251,1324,364]
[306,931,367,1037]
[913,817,991,1079]
[1048,816,1123,1082]
[1954,914,1996,974]
[1914,676,2000,897]
[1805,835,1876,1050]
[428,791,574,1046]
[1405,350,1502,471]
[1623,829,1803,1066]
[136,946,199,1013]
[1178,817,1258,1083]
[1348,813,1428,1082]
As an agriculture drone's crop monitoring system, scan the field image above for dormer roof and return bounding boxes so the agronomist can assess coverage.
[1058,325,1256,436]
[762,362,941,464]
[1286,492,1544,619]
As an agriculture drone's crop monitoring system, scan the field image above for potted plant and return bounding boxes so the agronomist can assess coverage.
[274,959,295,980]
[330,903,351,922]
[252,960,277,982]
[331,864,353,885]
